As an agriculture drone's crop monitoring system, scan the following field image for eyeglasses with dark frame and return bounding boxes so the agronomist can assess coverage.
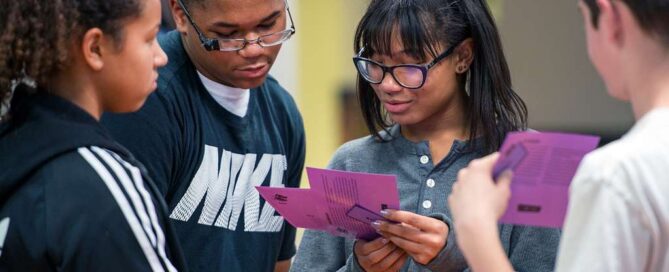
[176,0,296,52]
[353,42,461,89]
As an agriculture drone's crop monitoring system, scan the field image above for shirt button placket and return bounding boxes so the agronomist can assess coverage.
[426,178,435,188]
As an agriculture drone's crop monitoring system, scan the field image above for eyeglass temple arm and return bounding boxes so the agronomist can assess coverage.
[355,47,365,57]
[176,0,219,50]
[285,0,297,33]
[427,46,457,69]
[426,39,466,69]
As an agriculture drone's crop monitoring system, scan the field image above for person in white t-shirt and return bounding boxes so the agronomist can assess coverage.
[446,0,669,271]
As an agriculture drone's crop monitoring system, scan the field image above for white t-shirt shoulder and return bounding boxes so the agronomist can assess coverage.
[197,71,250,118]
[557,108,669,272]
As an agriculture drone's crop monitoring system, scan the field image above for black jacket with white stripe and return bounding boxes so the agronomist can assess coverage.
[0,88,187,271]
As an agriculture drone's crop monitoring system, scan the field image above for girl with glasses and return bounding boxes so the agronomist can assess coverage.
[0,0,185,270]
[292,0,560,271]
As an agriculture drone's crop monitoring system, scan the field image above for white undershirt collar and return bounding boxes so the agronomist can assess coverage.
[197,71,250,118]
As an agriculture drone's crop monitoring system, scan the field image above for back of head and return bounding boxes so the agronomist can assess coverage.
[354,0,527,153]
[584,0,669,47]
[0,0,145,119]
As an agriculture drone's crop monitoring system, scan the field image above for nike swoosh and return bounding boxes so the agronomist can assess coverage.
[0,217,10,257]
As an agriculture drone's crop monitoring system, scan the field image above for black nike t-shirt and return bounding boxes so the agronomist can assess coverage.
[103,30,306,272]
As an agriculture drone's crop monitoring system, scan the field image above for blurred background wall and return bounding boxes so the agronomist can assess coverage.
[497,0,634,140]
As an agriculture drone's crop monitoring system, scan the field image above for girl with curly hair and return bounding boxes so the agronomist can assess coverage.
[0,0,185,270]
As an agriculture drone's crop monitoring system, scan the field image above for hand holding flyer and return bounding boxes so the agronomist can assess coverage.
[256,167,400,241]
[493,131,600,228]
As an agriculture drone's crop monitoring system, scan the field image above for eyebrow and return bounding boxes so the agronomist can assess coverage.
[212,11,282,28]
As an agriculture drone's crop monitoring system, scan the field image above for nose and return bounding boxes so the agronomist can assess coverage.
[238,33,264,59]
[377,72,403,94]
[155,42,168,68]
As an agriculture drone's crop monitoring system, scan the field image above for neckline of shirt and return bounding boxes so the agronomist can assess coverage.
[196,71,250,118]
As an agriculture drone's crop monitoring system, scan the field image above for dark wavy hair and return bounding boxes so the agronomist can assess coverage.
[0,0,144,118]
[354,0,528,154]
[583,0,669,47]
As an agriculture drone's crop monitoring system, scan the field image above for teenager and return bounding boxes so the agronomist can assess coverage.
[0,0,186,270]
[449,0,669,271]
[102,0,305,271]
[292,0,560,271]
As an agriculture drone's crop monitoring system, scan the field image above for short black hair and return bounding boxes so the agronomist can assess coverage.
[354,0,528,154]
[583,0,669,47]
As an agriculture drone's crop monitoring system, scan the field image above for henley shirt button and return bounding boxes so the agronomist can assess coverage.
[422,200,432,209]
[420,155,429,164]
[426,179,435,188]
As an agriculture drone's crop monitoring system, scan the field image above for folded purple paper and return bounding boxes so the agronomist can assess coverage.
[256,167,400,240]
[494,131,600,228]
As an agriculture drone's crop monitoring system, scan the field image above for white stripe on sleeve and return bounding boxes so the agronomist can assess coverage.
[78,147,166,272]
[90,147,158,246]
[109,151,178,272]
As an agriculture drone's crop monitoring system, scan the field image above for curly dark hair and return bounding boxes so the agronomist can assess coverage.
[0,0,144,117]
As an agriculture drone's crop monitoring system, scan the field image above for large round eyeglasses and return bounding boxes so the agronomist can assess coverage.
[352,42,460,89]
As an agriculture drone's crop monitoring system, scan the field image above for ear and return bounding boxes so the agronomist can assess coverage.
[171,0,190,34]
[80,28,106,71]
[577,1,591,28]
[595,0,624,48]
[454,38,474,72]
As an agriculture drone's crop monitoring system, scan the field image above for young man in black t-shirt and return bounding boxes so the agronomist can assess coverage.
[103,1,305,271]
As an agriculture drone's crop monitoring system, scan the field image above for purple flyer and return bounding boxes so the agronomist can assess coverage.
[494,131,600,228]
[257,167,400,240]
